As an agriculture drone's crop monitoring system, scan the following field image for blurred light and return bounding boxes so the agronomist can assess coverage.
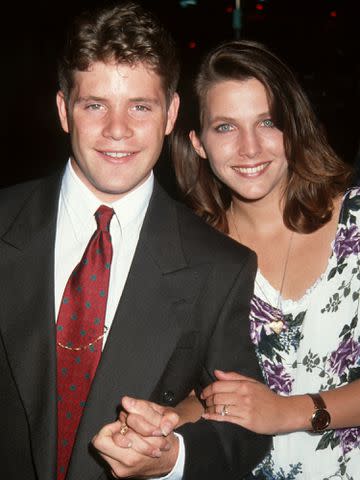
[188,41,197,49]
[179,0,197,7]
[330,10,337,18]
[225,6,234,13]
[256,3,264,11]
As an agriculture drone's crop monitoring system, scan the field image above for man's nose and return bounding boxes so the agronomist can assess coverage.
[102,111,132,141]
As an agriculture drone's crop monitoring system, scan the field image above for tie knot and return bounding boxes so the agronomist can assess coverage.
[95,205,114,232]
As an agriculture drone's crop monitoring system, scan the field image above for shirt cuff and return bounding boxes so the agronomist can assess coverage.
[151,432,185,480]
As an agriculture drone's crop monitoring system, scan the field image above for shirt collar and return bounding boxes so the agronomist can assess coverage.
[60,159,154,239]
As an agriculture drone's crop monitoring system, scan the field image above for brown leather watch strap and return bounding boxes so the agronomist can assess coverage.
[308,393,327,410]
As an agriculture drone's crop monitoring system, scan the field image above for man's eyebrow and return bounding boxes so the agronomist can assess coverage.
[129,97,161,105]
[74,96,106,104]
[73,96,162,106]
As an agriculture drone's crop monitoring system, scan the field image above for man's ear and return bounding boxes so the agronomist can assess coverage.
[189,130,207,159]
[56,91,70,133]
[165,93,180,135]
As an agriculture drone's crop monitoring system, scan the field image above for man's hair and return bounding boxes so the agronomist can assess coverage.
[58,1,180,103]
[172,40,352,234]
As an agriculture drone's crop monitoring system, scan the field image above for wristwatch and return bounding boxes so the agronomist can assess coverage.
[308,393,331,433]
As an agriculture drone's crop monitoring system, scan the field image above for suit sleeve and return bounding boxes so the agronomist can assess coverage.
[176,252,271,479]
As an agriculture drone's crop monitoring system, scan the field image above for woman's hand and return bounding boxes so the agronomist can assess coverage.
[201,370,301,435]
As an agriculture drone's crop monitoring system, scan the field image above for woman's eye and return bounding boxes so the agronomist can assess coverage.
[215,124,233,133]
[261,119,274,128]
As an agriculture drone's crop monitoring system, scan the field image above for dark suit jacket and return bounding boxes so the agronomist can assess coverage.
[0,172,270,480]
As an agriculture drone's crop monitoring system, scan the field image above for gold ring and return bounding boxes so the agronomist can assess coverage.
[221,404,229,416]
[120,424,129,435]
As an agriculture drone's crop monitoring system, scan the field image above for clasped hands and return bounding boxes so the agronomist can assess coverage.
[92,370,283,477]
[92,396,180,479]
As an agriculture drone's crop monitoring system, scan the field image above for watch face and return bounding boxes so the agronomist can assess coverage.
[312,409,331,431]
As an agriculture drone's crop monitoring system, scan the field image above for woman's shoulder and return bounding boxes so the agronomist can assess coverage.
[342,185,360,200]
[338,186,360,227]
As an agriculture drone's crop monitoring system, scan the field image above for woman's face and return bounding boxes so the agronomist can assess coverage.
[191,77,288,204]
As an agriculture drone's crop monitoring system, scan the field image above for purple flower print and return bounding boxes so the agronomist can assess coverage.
[334,427,360,454]
[262,359,294,394]
[334,224,360,261]
[250,295,285,345]
[329,338,360,376]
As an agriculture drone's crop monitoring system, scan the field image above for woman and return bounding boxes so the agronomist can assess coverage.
[172,40,360,479]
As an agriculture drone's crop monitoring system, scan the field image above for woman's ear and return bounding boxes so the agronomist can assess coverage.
[189,130,207,159]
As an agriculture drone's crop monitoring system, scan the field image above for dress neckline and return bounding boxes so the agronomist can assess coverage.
[256,265,330,311]
[255,189,351,310]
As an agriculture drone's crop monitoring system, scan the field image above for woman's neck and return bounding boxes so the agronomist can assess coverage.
[228,194,341,300]
[229,194,285,237]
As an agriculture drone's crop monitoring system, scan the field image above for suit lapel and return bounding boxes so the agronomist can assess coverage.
[0,174,61,480]
[68,183,200,480]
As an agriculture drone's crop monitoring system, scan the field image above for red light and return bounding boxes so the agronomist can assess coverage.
[225,6,234,13]
[256,4,264,11]
[188,41,196,49]
[330,10,337,18]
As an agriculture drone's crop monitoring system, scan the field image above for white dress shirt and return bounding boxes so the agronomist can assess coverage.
[54,160,184,479]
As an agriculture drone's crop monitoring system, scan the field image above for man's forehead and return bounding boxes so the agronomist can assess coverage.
[68,60,168,102]
[71,61,162,87]
[68,61,167,103]
[73,59,158,77]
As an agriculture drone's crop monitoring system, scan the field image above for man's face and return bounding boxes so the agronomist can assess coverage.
[57,61,179,202]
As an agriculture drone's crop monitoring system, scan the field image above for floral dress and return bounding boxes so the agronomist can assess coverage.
[250,187,360,479]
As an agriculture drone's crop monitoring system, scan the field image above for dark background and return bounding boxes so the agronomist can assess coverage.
[3,0,359,189]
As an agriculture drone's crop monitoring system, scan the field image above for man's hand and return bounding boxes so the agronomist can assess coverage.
[122,396,179,437]
[112,396,180,453]
[92,396,180,478]
[92,419,179,478]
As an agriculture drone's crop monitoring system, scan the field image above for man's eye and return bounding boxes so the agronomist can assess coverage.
[133,105,150,112]
[86,104,103,111]
[261,119,274,128]
[215,124,233,133]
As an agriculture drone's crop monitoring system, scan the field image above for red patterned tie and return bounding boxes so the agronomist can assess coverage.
[56,205,114,479]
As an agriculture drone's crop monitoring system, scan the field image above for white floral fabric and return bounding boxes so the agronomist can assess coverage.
[250,187,360,479]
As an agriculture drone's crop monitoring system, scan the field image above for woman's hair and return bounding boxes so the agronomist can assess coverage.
[172,40,352,234]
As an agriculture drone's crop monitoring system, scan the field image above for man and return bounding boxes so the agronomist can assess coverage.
[0,2,270,479]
